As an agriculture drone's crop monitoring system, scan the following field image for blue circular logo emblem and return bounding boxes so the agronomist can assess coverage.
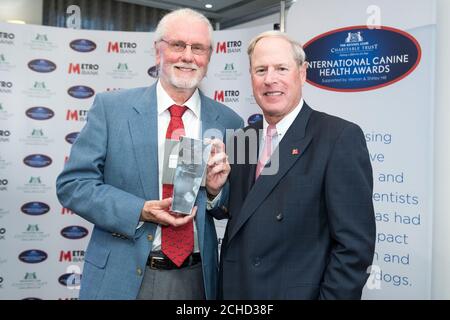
[58,273,82,287]
[25,107,55,120]
[70,39,97,53]
[21,202,50,216]
[65,132,80,144]
[23,154,52,168]
[28,59,57,73]
[67,86,95,99]
[60,226,89,240]
[303,25,421,92]
[248,113,263,125]
[18,250,48,264]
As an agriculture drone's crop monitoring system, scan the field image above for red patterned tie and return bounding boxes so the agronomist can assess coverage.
[255,124,277,180]
[161,104,194,267]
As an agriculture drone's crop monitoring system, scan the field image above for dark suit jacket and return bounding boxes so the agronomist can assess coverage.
[218,103,376,299]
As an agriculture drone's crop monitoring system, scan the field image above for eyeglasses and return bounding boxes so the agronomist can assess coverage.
[159,38,211,55]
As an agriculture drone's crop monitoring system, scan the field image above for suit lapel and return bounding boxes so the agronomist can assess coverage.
[197,91,224,251]
[240,123,260,196]
[227,121,263,235]
[128,84,159,200]
[228,104,314,244]
[199,91,225,138]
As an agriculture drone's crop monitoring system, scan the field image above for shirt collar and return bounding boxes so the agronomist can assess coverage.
[156,80,201,118]
[263,98,304,138]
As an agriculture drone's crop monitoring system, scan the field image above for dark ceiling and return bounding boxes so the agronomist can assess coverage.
[118,0,295,29]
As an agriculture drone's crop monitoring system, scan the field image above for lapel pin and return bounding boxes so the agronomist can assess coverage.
[292,148,299,155]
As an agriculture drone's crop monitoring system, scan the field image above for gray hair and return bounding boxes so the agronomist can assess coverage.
[247,30,306,66]
[154,8,213,44]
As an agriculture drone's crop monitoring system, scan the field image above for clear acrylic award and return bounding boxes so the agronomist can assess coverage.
[171,137,211,214]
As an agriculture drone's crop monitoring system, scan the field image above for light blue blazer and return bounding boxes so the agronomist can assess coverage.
[56,83,243,299]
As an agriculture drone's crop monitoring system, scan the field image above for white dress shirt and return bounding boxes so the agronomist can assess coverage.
[260,98,304,157]
[151,80,201,252]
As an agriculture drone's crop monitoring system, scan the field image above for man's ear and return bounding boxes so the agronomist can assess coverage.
[155,41,161,65]
[299,62,308,86]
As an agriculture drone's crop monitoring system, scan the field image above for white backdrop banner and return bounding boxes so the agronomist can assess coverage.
[1,0,435,299]
[288,0,435,299]
[0,22,267,299]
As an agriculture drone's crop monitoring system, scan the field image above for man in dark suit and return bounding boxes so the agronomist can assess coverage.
[216,31,376,299]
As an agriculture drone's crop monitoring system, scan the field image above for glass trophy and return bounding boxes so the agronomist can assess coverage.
[171,137,211,214]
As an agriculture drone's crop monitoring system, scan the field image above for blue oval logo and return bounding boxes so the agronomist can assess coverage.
[248,113,263,125]
[60,226,89,240]
[147,65,158,78]
[18,250,48,264]
[70,39,97,53]
[58,273,82,287]
[65,132,79,144]
[21,202,50,216]
[25,107,55,120]
[27,59,57,73]
[23,154,52,168]
[303,25,421,92]
[67,85,95,99]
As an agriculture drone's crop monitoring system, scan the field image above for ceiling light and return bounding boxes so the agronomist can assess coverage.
[7,19,26,24]
[205,4,213,9]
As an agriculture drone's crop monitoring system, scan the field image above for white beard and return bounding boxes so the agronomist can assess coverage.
[163,62,206,90]
[169,73,202,89]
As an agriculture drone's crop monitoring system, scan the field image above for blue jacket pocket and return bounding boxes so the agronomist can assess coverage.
[85,246,110,269]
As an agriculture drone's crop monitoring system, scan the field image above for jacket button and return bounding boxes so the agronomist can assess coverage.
[147,234,153,241]
[137,267,143,276]
[253,257,261,268]
[276,213,283,221]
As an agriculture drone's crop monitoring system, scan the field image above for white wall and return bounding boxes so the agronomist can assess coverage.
[0,0,43,25]
[432,0,450,300]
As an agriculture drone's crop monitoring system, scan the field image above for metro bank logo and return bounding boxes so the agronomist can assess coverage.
[66,109,88,121]
[107,41,137,54]
[213,90,240,103]
[59,250,85,262]
[61,207,75,215]
[68,63,99,75]
[0,81,12,94]
[0,32,15,45]
[216,41,242,54]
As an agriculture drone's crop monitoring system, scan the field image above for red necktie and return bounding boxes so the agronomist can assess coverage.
[161,105,194,267]
[255,124,277,180]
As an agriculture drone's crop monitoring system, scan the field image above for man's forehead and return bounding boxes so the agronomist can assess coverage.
[251,53,296,66]
[164,19,209,36]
